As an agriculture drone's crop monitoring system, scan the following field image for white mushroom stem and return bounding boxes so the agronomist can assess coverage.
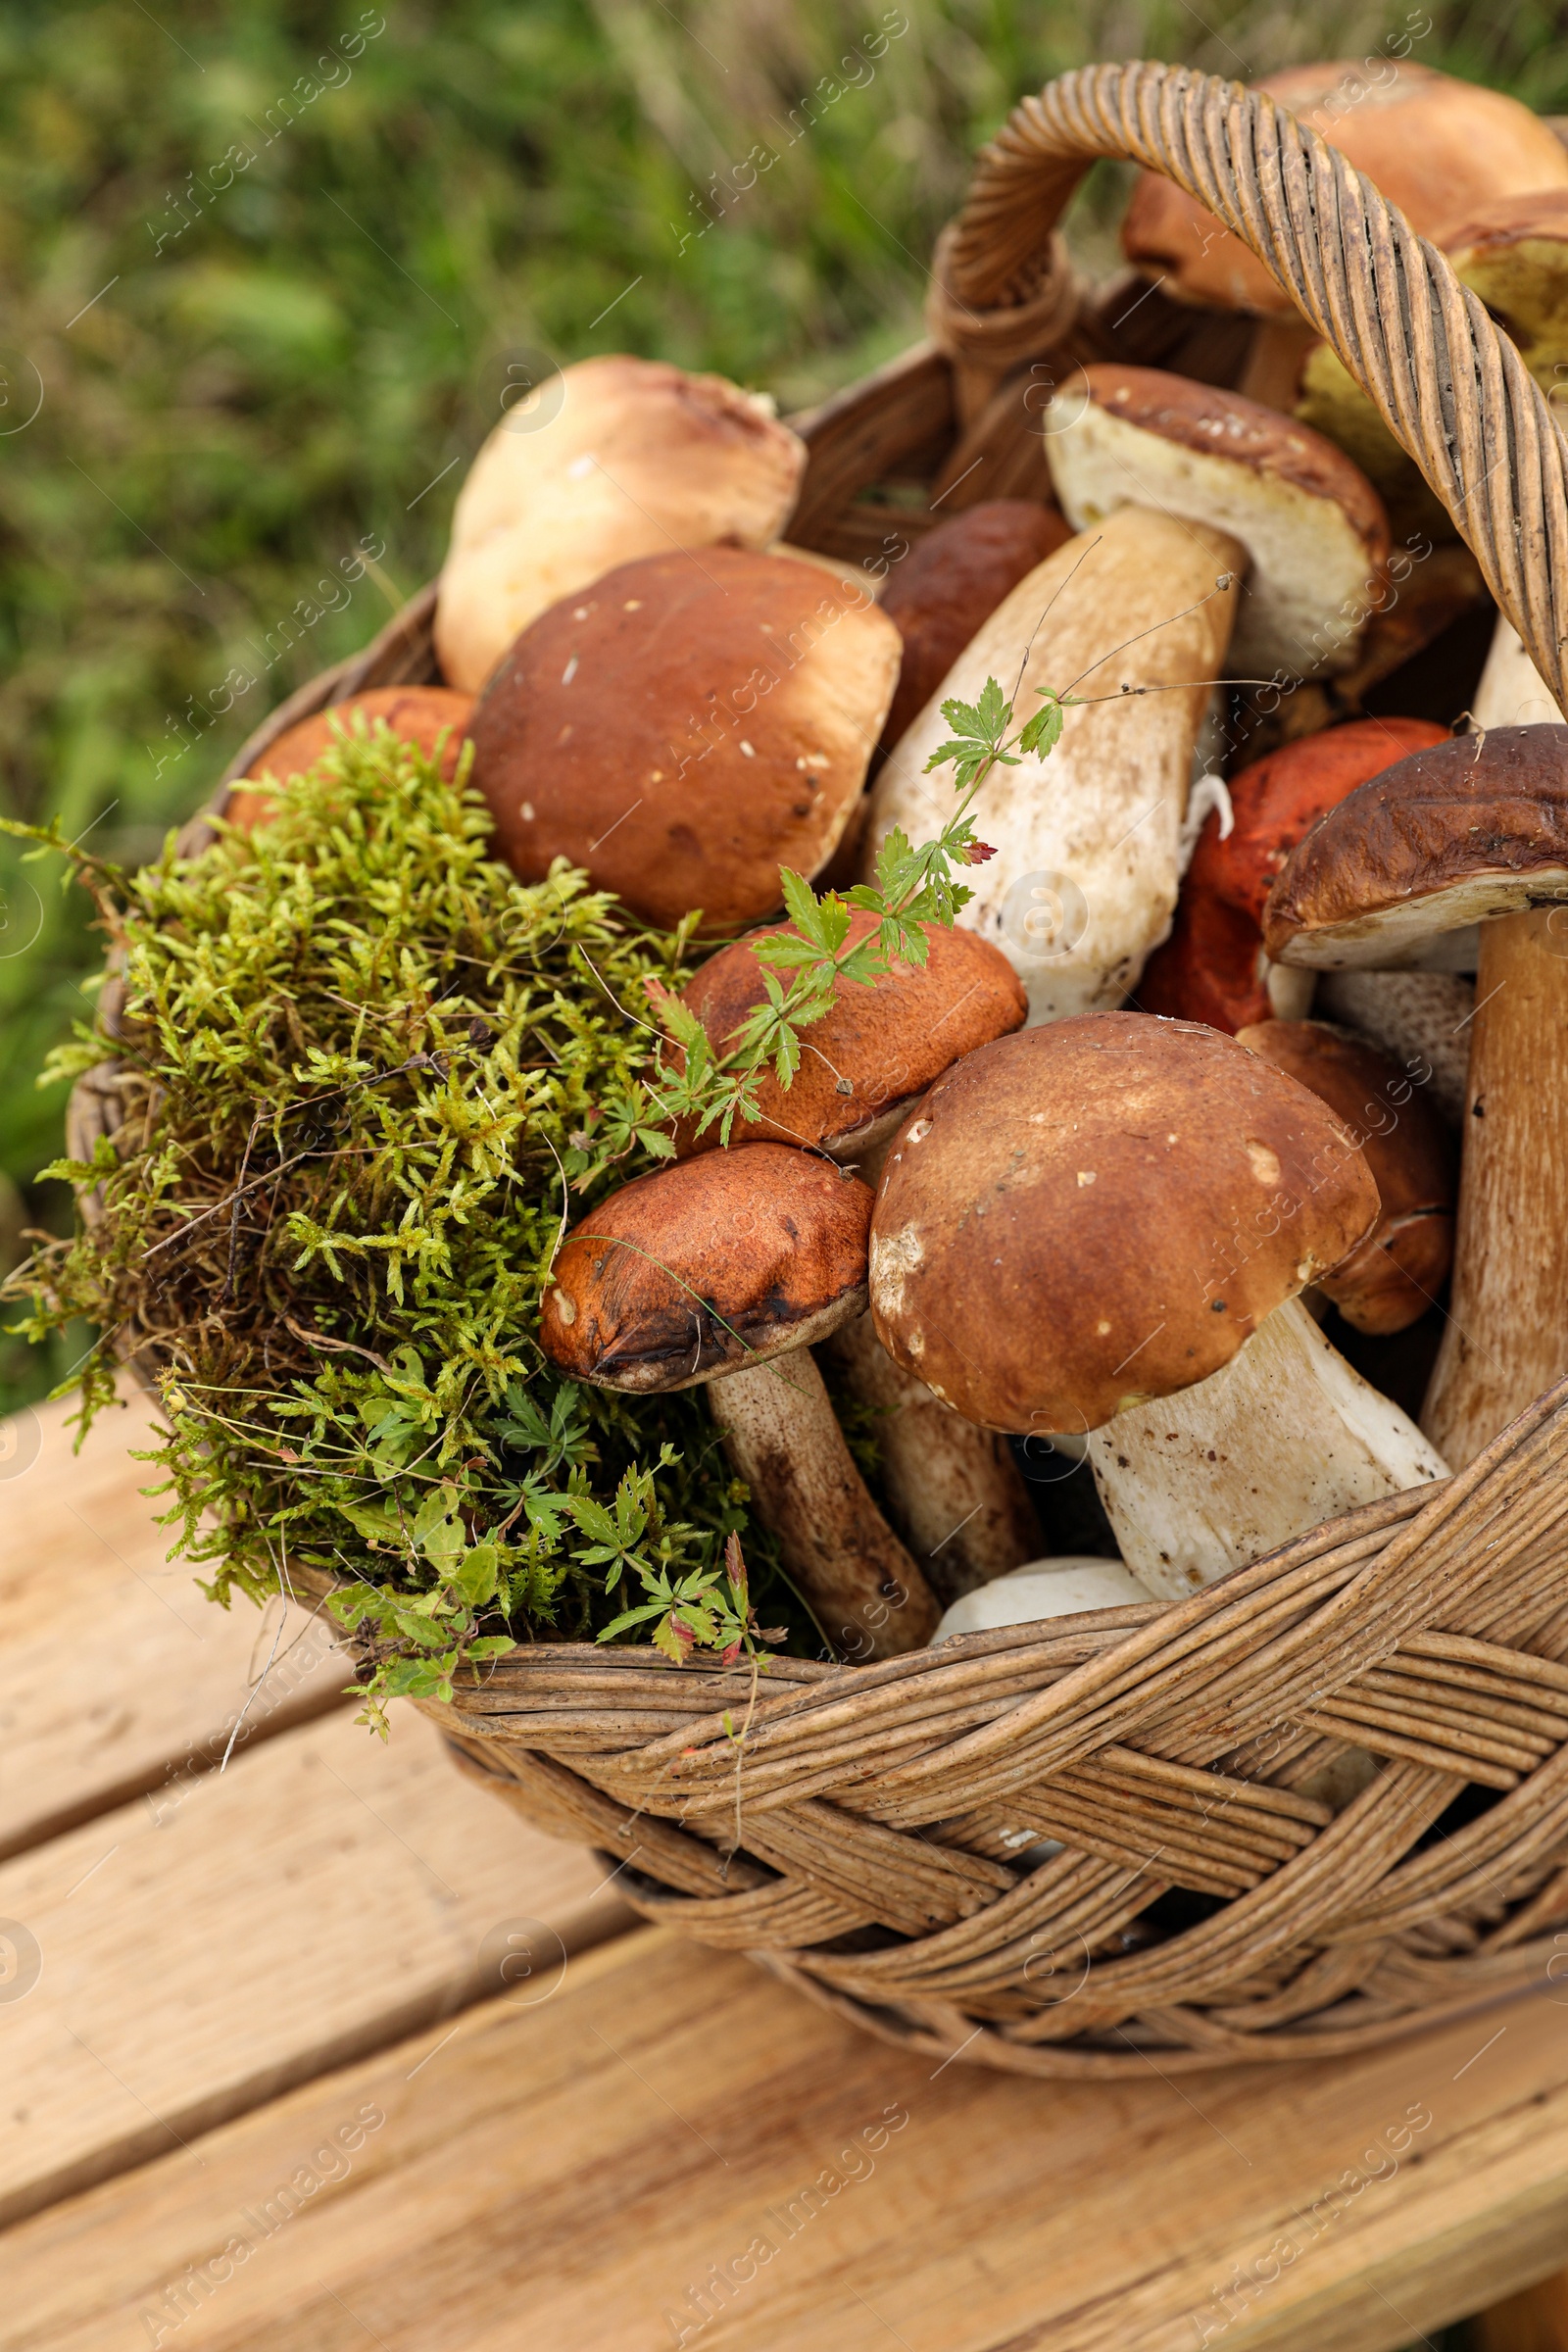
[1087,1297,1448,1600]
[933,1557,1153,1642]
[822,1310,1041,1607]
[1314,970,1474,1127]
[707,1349,940,1657]
[1421,907,1568,1469]
[1471,612,1560,730]
[862,509,1241,1024]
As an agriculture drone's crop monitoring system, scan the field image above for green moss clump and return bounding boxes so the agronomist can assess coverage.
[6,730,798,1723]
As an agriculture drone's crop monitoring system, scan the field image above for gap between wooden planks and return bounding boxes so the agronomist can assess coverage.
[7,1928,1568,2352]
[0,1392,345,1859]
[0,1395,640,2229]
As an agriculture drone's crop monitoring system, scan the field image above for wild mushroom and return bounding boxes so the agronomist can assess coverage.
[868,1013,1447,1598]
[863,507,1242,1023]
[1138,717,1447,1032]
[1235,1020,1455,1335]
[933,1556,1154,1642]
[672,912,1039,1599]
[434,354,806,692]
[876,500,1072,758]
[672,909,1026,1174]
[468,547,902,934]
[1313,970,1475,1128]
[1044,367,1391,682]
[223,686,474,833]
[1123,63,1568,422]
[1263,724,1568,1467]
[540,1145,939,1655]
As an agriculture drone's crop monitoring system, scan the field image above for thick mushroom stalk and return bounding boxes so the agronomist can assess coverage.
[1422,908,1568,1468]
[540,1146,939,1657]
[867,1015,1447,1603]
[706,1351,939,1656]
[862,507,1242,1024]
[823,1311,1040,1607]
[1087,1298,1446,1598]
[1263,724,1568,1466]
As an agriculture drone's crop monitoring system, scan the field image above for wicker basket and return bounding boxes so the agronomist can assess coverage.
[69,63,1568,2076]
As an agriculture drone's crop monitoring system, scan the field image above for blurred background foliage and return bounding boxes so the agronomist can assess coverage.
[4,0,1568,1410]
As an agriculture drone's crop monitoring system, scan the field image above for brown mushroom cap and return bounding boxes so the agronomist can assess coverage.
[540,1146,872,1393]
[1122,64,1568,317]
[468,548,902,934]
[224,687,474,832]
[1045,366,1389,677]
[1236,1019,1455,1334]
[434,354,807,693]
[1263,725,1568,970]
[868,1011,1379,1434]
[673,911,1026,1161]
[878,501,1072,754]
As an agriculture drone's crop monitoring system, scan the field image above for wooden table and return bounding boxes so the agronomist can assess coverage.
[5,1395,1568,2350]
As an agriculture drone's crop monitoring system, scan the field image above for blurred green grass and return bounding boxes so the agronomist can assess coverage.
[5,0,1568,1411]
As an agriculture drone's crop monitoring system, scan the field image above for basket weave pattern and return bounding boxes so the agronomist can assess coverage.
[67,64,1568,2073]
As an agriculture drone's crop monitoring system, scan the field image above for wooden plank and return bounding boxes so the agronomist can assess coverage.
[1475,2273,1568,2352]
[0,1700,634,2230]
[6,1928,1568,2352]
[0,1396,346,1859]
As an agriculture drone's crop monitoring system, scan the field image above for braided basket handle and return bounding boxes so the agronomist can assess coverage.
[926,61,1568,715]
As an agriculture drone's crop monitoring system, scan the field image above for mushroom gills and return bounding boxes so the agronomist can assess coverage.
[1087,1297,1448,1600]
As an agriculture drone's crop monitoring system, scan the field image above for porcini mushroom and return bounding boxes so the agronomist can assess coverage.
[1236,1020,1455,1335]
[223,686,474,833]
[1138,717,1447,1032]
[672,909,1026,1171]
[434,354,806,692]
[540,1146,940,1655]
[868,1014,1447,1598]
[468,548,902,934]
[672,913,1038,1598]
[876,500,1072,757]
[933,1556,1153,1642]
[1263,724,1568,1466]
[863,508,1242,1022]
[1044,368,1391,681]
